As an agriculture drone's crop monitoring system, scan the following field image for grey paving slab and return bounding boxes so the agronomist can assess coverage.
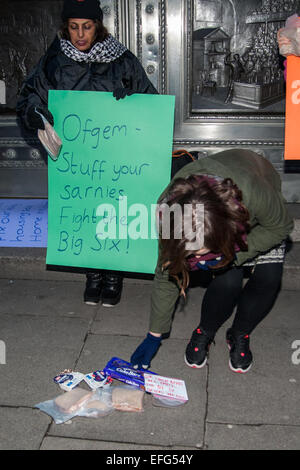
[205,423,300,450]
[93,281,300,341]
[92,283,155,337]
[0,279,97,319]
[0,407,51,450]
[0,314,93,407]
[1,278,298,331]
[92,283,201,340]
[262,288,300,330]
[40,436,197,450]
[47,334,207,449]
[207,324,300,426]
[0,248,85,282]
[0,277,299,450]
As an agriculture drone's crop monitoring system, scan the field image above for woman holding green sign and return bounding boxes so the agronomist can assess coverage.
[131,149,293,374]
[17,0,158,307]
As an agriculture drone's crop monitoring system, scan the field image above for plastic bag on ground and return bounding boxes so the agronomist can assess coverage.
[151,394,188,408]
[77,387,114,418]
[35,387,114,424]
[35,387,94,424]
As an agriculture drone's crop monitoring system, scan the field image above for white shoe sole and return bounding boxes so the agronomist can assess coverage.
[184,354,207,369]
[227,341,252,374]
[228,359,252,374]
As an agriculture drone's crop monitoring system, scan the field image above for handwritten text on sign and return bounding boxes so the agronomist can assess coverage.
[46,91,175,273]
[0,199,48,247]
[144,373,188,402]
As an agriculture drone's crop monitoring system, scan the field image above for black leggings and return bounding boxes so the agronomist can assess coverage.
[198,263,283,335]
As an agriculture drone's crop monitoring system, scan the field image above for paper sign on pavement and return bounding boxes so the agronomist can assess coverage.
[144,373,188,402]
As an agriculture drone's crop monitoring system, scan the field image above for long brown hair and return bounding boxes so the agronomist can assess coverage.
[59,19,109,44]
[158,175,250,294]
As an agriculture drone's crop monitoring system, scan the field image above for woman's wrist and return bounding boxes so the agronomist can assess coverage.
[149,331,162,338]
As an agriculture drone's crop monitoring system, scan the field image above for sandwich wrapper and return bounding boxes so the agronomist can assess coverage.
[35,387,115,424]
[35,358,188,423]
[53,369,113,391]
[36,108,62,161]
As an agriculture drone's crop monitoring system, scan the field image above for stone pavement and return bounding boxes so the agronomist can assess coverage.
[0,266,300,451]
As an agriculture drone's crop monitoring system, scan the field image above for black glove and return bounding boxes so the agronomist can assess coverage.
[113,87,135,101]
[130,333,162,370]
[26,105,54,130]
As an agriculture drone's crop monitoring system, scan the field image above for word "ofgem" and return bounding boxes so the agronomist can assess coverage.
[63,115,127,150]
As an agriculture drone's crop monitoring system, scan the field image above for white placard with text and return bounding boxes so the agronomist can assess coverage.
[144,373,188,401]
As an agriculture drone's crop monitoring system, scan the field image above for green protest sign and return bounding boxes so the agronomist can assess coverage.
[46,90,175,274]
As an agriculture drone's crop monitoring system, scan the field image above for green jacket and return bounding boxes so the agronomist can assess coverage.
[149,149,294,334]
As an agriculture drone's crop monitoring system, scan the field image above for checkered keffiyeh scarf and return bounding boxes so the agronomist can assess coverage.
[60,34,127,63]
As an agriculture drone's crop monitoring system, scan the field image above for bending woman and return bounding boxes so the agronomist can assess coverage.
[131,149,294,374]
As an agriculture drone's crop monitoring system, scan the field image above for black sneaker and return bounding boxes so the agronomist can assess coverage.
[101,274,123,307]
[184,328,215,369]
[84,273,102,305]
[226,328,253,374]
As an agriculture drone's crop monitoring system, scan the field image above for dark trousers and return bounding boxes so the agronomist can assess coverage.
[197,263,283,335]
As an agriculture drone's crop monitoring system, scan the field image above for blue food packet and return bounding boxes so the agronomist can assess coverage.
[103,357,157,390]
[84,370,113,390]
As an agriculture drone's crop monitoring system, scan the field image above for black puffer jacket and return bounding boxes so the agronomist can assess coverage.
[17,35,158,129]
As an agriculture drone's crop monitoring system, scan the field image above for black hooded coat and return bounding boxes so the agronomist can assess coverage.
[17,35,158,129]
